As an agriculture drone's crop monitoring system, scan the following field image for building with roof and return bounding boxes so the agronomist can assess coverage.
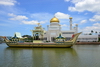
[44,17,98,42]
[14,32,22,38]
[31,16,98,42]
[43,17,78,41]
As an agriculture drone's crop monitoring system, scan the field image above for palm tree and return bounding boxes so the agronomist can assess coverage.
[91,30,93,35]
[95,31,98,35]
[89,33,92,35]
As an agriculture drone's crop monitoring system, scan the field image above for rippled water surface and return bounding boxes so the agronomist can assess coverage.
[0,43,100,67]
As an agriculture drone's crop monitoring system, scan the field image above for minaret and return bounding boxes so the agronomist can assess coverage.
[76,24,78,33]
[69,17,73,30]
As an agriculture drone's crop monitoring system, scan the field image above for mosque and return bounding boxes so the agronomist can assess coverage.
[42,17,77,42]
[31,16,98,42]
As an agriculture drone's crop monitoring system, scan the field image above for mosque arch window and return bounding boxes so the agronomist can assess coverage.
[33,33,39,40]
[35,33,39,36]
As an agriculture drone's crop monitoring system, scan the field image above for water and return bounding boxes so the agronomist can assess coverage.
[0,43,100,67]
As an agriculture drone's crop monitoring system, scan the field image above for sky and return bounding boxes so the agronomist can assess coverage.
[0,0,100,36]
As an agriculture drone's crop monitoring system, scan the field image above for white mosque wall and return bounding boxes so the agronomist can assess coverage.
[43,32,98,42]
[77,35,98,42]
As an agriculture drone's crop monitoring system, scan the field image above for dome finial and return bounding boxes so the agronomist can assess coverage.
[37,23,40,26]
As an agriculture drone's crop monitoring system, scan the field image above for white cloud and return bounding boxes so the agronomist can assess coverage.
[61,24,68,27]
[8,13,16,16]
[64,0,70,2]
[89,15,100,22]
[71,0,84,3]
[93,23,100,26]
[31,13,53,20]
[8,13,50,25]
[61,24,69,30]
[55,12,70,19]
[22,20,46,25]
[72,23,78,27]
[0,0,17,6]
[80,22,100,33]
[84,13,88,15]
[10,16,28,20]
[68,0,100,13]
[79,20,87,24]
[8,13,28,21]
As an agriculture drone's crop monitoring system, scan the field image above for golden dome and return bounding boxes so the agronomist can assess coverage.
[50,17,59,23]
[69,17,73,19]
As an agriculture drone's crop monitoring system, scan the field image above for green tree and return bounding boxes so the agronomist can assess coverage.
[91,30,93,35]
[96,31,97,33]
[22,35,33,42]
[95,31,98,34]
[89,33,92,35]
[91,30,93,33]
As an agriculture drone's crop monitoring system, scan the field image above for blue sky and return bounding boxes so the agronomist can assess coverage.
[0,0,100,36]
